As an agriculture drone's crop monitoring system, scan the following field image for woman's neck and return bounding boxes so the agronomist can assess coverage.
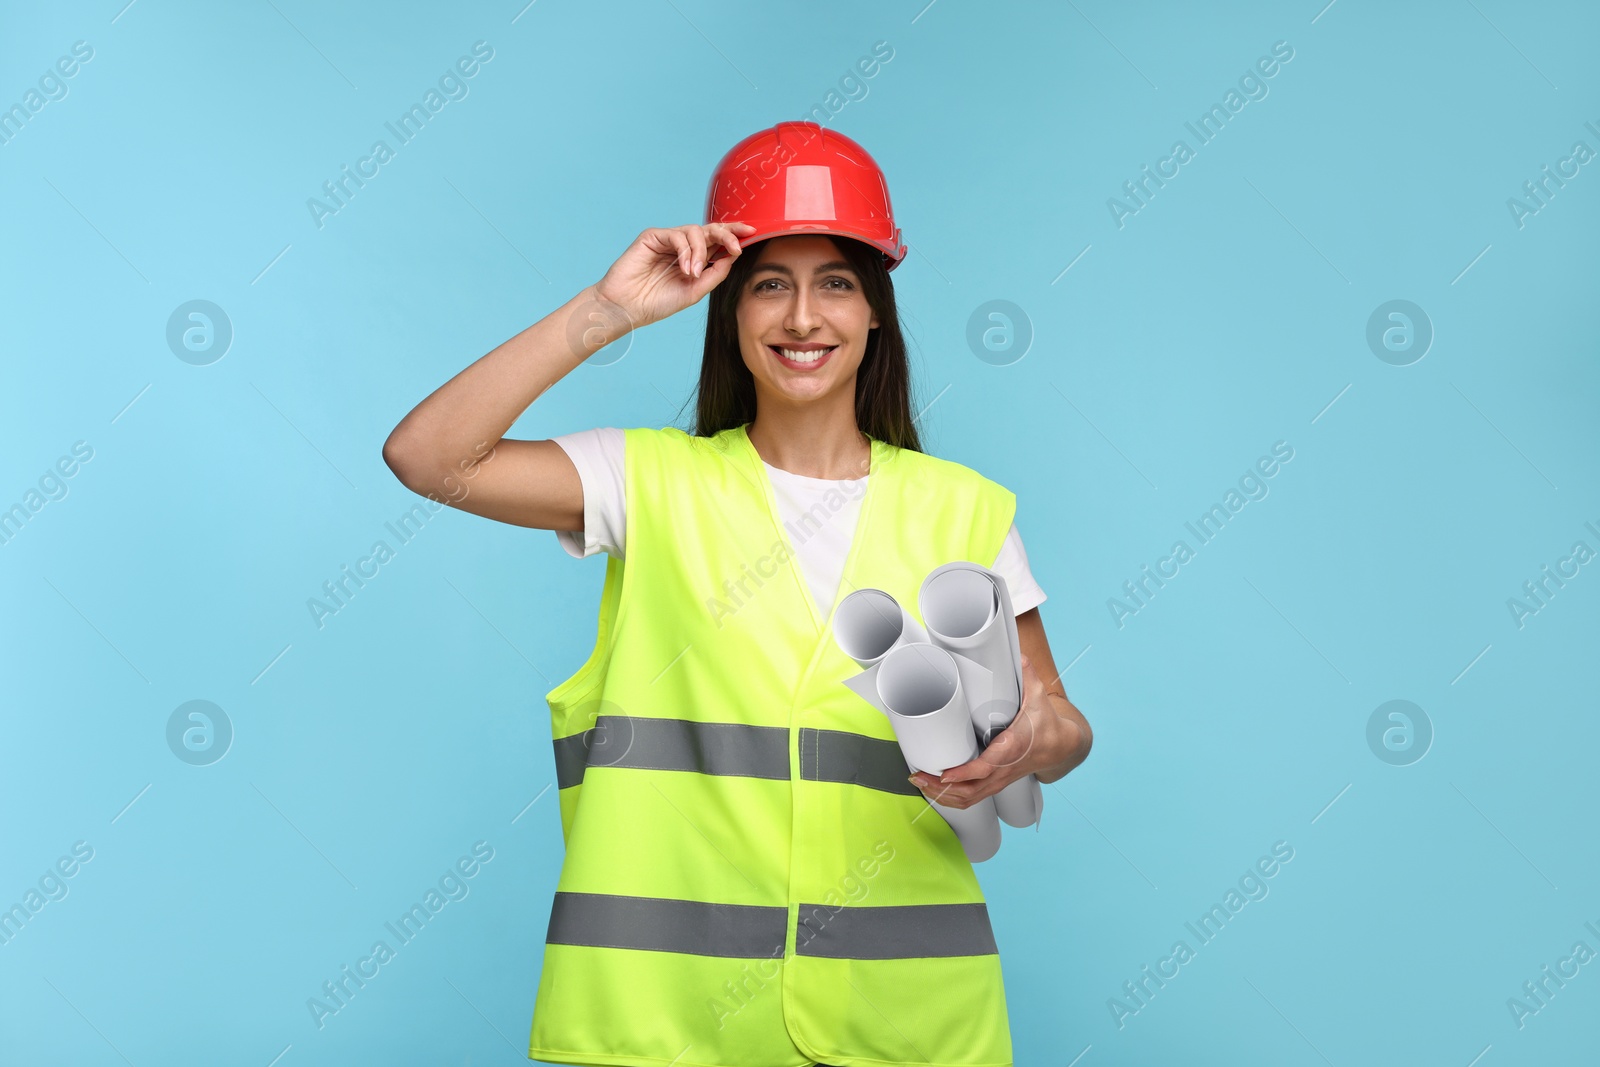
[746,406,871,480]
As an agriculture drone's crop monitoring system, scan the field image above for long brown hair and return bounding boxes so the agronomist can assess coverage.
[689,236,923,453]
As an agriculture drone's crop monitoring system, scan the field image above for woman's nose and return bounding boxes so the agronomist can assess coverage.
[785,288,819,333]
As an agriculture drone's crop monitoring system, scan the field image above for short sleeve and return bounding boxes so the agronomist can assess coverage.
[992,522,1046,615]
[549,427,627,559]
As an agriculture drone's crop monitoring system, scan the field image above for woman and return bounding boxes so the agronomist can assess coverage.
[384,122,1092,1067]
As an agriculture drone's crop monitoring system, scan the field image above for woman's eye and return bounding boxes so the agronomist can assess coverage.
[753,276,853,292]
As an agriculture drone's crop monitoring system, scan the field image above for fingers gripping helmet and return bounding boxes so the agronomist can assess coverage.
[704,121,907,272]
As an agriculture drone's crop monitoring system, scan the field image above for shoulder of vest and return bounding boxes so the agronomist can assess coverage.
[623,426,737,457]
[882,444,1014,503]
[884,447,1017,569]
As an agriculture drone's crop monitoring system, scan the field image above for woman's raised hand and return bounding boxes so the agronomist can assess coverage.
[592,222,756,330]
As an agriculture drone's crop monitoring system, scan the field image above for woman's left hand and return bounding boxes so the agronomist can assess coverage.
[908,653,1080,809]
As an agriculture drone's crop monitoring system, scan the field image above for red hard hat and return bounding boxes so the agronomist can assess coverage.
[704,121,907,272]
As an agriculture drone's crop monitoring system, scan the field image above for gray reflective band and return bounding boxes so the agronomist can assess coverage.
[552,716,790,789]
[546,893,997,959]
[553,719,917,796]
[547,892,786,957]
[796,901,998,958]
[799,727,920,796]
[551,731,589,789]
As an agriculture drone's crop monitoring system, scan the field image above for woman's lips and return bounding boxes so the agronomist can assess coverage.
[770,345,837,370]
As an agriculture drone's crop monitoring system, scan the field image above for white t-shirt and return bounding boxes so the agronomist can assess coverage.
[550,427,1046,619]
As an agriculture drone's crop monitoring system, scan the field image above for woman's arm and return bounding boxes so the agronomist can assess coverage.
[381,282,627,530]
[1014,606,1092,784]
[380,222,753,529]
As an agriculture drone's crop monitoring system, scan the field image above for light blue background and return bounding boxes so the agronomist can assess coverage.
[2,1,1597,1064]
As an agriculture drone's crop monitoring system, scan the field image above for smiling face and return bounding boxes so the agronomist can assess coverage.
[735,235,881,408]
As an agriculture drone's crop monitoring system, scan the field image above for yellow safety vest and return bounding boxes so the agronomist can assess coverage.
[529,422,1019,1067]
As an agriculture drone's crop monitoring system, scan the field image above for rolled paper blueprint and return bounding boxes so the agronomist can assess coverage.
[991,759,1044,829]
[920,562,1044,830]
[920,564,1020,726]
[834,588,931,669]
[875,643,980,771]
[875,642,1001,864]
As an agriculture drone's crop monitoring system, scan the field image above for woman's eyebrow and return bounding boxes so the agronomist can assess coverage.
[750,260,858,277]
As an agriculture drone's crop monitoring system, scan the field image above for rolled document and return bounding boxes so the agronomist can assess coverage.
[920,564,1021,731]
[920,562,1043,829]
[835,588,931,669]
[875,643,1000,864]
[835,562,1048,858]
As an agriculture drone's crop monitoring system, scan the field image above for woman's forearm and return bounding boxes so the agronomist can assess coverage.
[1034,692,1092,785]
[382,283,631,483]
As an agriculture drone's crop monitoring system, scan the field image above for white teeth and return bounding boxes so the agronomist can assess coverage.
[774,346,834,363]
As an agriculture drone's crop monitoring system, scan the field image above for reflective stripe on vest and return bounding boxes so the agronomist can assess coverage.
[547,891,997,959]
[547,891,785,957]
[795,900,999,958]
[553,718,919,797]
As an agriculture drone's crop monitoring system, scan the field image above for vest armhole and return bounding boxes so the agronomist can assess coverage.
[989,484,1018,568]
[546,427,663,726]
[544,552,623,723]
[962,464,1017,572]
